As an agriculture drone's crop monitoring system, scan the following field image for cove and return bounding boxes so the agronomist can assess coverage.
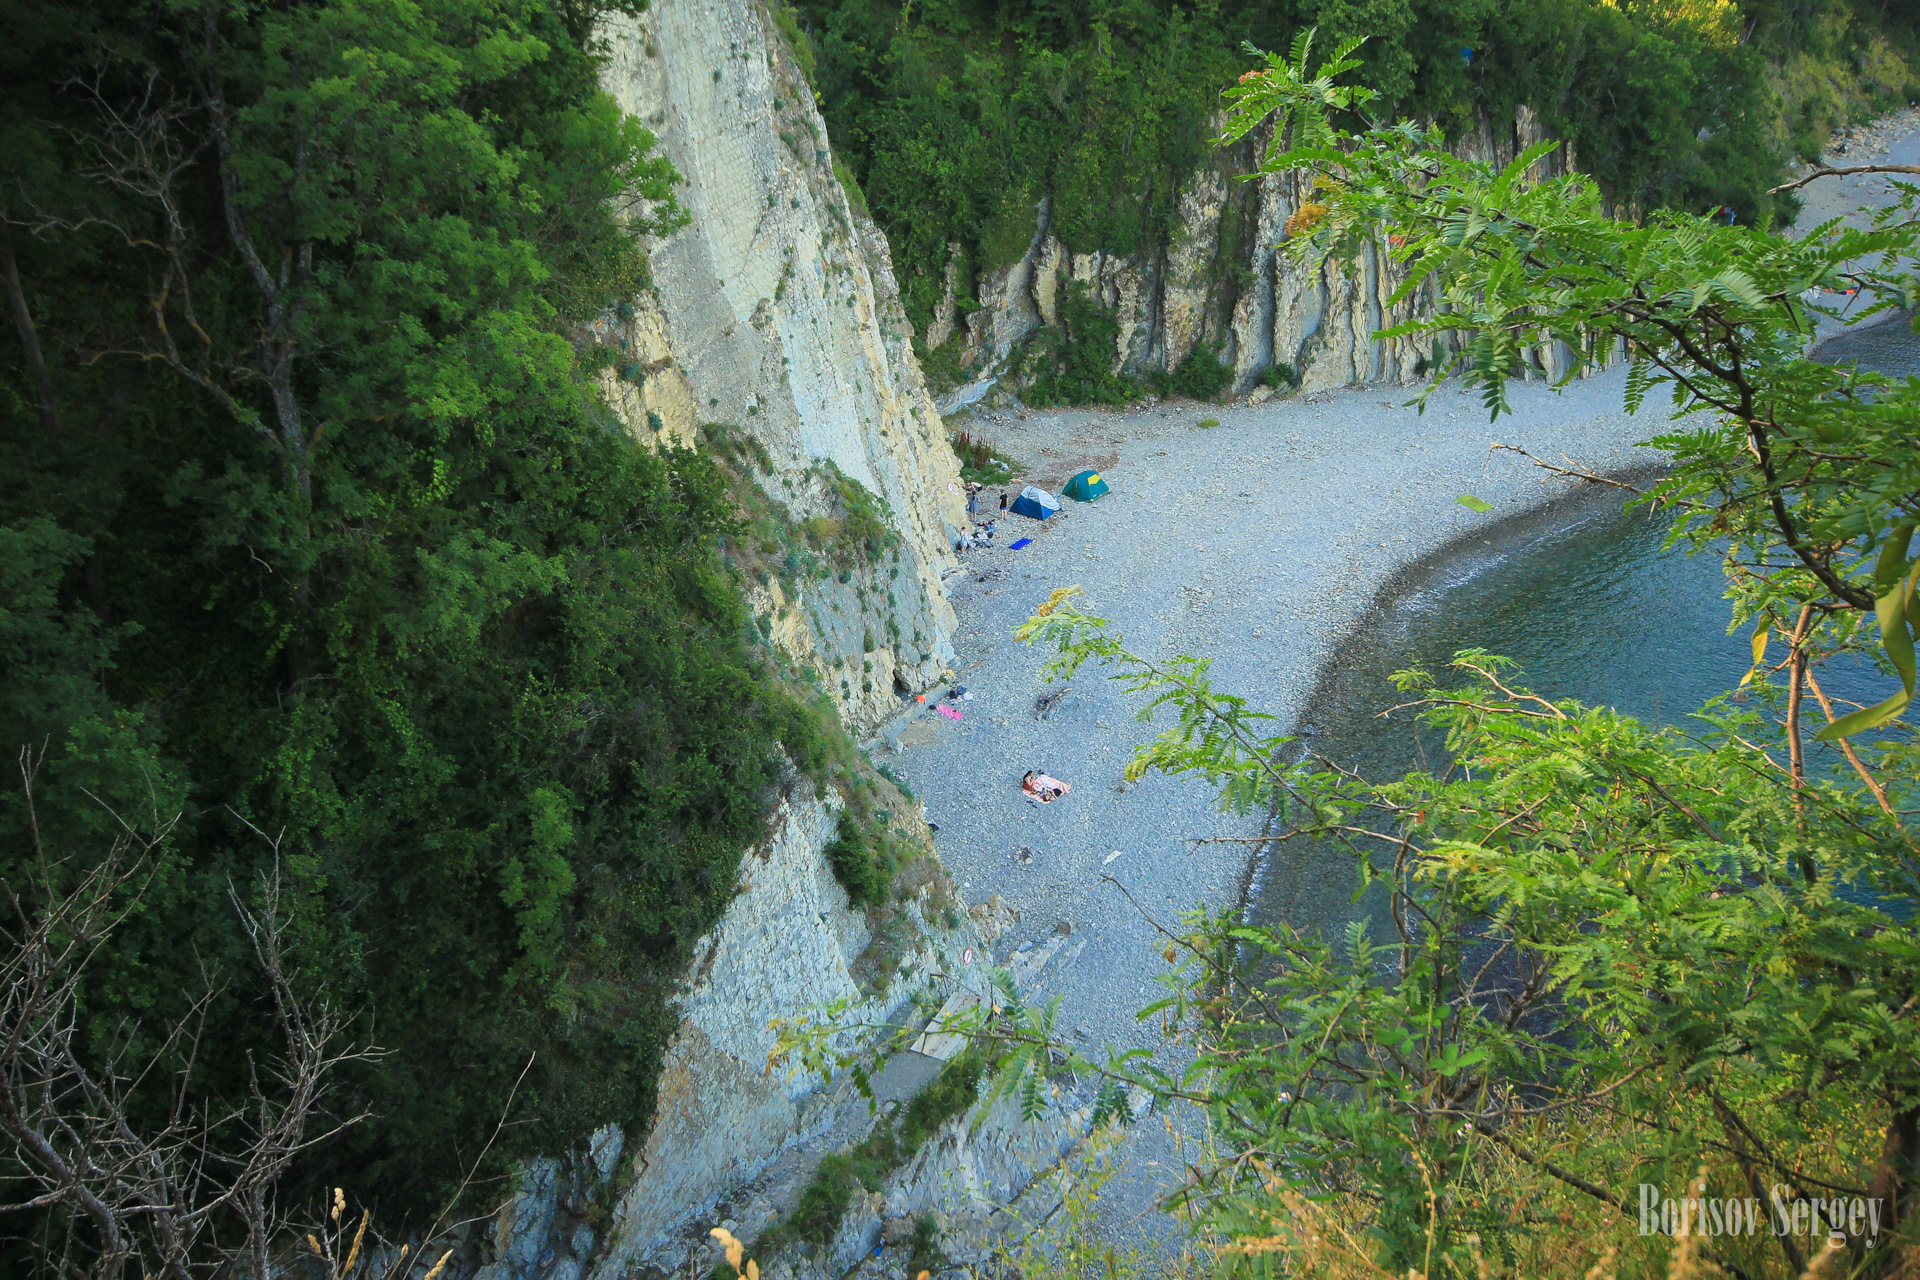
[1250,318,1917,935]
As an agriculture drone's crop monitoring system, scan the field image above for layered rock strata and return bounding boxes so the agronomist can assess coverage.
[597,0,969,735]
[441,6,1026,1278]
[942,105,1590,398]
[468,782,992,1280]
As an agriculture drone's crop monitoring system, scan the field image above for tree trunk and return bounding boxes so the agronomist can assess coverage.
[1869,1099,1918,1240]
[0,216,64,452]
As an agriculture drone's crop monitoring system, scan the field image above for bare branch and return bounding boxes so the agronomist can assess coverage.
[1769,162,1920,194]
[0,770,377,1280]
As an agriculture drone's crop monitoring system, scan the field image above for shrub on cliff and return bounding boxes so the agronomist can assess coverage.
[1152,339,1235,401]
[1017,281,1141,406]
[825,811,897,907]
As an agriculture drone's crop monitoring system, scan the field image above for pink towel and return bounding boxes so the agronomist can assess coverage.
[936,705,963,721]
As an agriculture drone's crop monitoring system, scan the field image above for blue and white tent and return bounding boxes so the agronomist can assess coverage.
[1009,485,1060,520]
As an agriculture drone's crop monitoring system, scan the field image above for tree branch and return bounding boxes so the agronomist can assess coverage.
[1769,163,1920,194]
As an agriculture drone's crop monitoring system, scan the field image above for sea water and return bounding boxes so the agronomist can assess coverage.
[1249,317,1916,933]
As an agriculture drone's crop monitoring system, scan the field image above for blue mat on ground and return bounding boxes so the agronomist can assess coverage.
[1009,537,1032,550]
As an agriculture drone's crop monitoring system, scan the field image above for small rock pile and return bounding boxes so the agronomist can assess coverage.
[1815,106,1920,163]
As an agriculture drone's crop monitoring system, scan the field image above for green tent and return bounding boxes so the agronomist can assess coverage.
[1063,469,1110,501]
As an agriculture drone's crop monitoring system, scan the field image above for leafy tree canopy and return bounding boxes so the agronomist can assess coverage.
[787,0,1919,360]
[781,26,1920,1278]
[0,0,831,1234]
[996,29,1920,1274]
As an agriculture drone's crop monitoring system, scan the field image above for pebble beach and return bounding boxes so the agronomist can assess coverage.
[881,111,1920,1252]
[886,369,1653,1248]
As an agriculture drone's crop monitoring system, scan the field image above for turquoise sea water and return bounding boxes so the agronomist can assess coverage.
[1249,319,1916,931]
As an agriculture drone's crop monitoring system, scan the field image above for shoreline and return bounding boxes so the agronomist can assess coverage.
[1243,464,1673,933]
[886,115,1920,1254]
[888,363,1659,1251]
[1286,459,1673,738]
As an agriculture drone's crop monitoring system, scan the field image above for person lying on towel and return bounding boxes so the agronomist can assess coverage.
[1021,771,1072,803]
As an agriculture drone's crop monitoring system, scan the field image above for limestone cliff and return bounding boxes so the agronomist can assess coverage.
[466,778,997,1280]
[939,106,1586,401]
[596,0,970,735]
[439,8,1015,1278]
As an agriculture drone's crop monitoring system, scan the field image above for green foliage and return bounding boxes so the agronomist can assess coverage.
[832,157,870,218]
[916,333,973,394]
[775,34,1920,1270]
[986,51,1920,1273]
[1225,29,1920,734]
[1017,281,1141,406]
[779,1136,898,1248]
[948,430,1016,484]
[0,0,840,1234]
[811,462,898,566]
[875,763,915,802]
[905,1215,947,1279]
[789,0,1917,384]
[824,811,896,907]
[899,1044,984,1152]
[737,1040,983,1264]
[762,1152,863,1252]
[1258,361,1297,389]
[770,0,819,80]
[794,0,1231,343]
[746,1064,964,1257]
[1761,2,1920,165]
[1150,339,1234,401]
[1016,604,1920,1273]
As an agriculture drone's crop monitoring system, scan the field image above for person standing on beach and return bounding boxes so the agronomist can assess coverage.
[967,485,979,517]
[999,492,1009,512]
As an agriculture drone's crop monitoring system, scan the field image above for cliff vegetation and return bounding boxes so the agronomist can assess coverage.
[785,0,1920,398]
[0,0,897,1259]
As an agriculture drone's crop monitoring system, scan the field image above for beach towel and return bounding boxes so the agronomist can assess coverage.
[936,705,963,721]
[1009,537,1032,550]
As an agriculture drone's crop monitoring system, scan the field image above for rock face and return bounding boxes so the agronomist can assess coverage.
[466,783,988,1280]
[440,8,1005,1279]
[949,105,1589,396]
[597,0,969,735]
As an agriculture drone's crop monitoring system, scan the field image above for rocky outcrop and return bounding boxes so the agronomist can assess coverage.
[714,1088,1108,1280]
[426,8,1019,1279]
[947,104,1589,397]
[596,0,969,735]
[452,778,1096,1280]
[465,782,991,1280]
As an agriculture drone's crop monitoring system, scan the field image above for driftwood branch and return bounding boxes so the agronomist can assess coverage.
[1489,443,1650,495]
[1769,162,1920,194]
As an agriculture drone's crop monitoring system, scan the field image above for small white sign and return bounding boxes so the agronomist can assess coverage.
[962,947,975,966]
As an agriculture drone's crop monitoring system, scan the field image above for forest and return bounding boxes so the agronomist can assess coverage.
[786,0,1920,378]
[0,0,854,1249]
[3,0,1920,1274]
